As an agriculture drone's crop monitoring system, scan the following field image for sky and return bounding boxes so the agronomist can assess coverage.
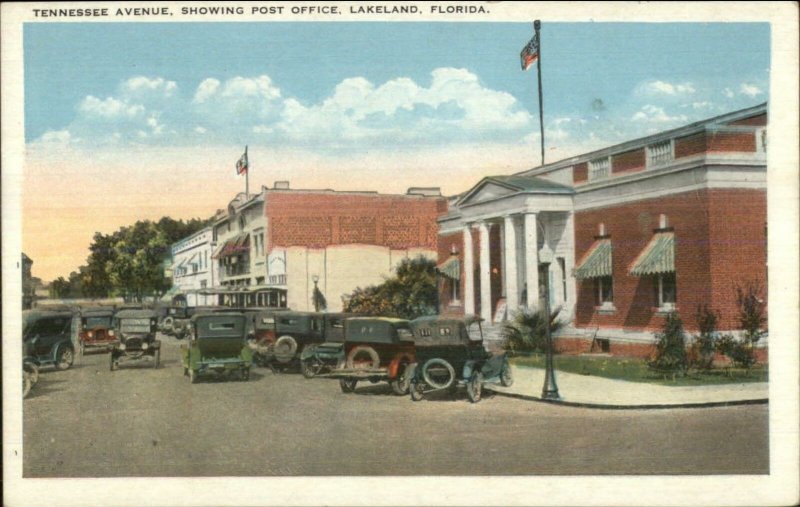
[22,21,770,281]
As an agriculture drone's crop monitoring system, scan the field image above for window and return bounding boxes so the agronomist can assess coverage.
[647,140,674,167]
[419,328,431,337]
[589,157,610,181]
[439,327,452,336]
[557,257,567,302]
[656,272,677,310]
[450,279,460,304]
[595,276,614,308]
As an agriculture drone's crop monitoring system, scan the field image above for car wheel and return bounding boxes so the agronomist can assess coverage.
[339,378,357,393]
[410,379,424,401]
[466,371,484,403]
[300,359,321,379]
[273,336,298,364]
[390,362,411,395]
[23,371,32,398]
[346,346,380,371]
[500,358,514,387]
[153,349,160,369]
[55,347,74,371]
[421,358,455,390]
[109,353,117,371]
[25,362,40,385]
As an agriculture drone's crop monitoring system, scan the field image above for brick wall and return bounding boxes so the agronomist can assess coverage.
[707,131,757,152]
[675,132,707,158]
[573,162,588,184]
[574,188,767,334]
[611,148,646,174]
[266,192,445,251]
[727,113,767,127]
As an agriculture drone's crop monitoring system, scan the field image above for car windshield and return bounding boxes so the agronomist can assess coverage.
[24,316,70,339]
[85,317,111,328]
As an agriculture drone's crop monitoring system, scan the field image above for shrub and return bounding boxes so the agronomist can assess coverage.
[648,312,688,378]
[716,334,757,370]
[688,304,719,370]
[735,280,767,345]
[502,306,563,354]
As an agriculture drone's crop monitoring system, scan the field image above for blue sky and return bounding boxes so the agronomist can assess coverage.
[22,21,770,280]
[25,22,769,151]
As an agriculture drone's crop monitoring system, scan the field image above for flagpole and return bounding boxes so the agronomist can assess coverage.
[534,20,545,166]
[245,145,249,198]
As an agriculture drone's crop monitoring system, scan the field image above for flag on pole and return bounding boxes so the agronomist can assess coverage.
[520,32,540,71]
[235,146,249,176]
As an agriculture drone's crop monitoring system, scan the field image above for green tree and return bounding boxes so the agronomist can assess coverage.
[49,277,70,298]
[501,307,563,354]
[648,312,689,379]
[343,256,438,319]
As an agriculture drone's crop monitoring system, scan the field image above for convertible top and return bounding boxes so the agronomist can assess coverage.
[115,309,158,319]
[81,307,115,318]
[344,317,412,344]
[410,315,483,346]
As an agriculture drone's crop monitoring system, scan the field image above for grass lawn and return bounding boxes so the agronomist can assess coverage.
[509,353,768,386]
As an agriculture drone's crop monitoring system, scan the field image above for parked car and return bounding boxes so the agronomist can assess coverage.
[328,317,415,395]
[298,313,357,378]
[22,309,77,371]
[181,312,252,383]
[408,315,512,403]
[78,307,116,354]
[109,309,161,370]
[23,358,40,398]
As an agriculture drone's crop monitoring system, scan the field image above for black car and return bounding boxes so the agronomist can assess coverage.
[110,309,161,370]
[23,309,77,371]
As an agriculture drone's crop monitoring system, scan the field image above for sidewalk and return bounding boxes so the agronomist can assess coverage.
[487,364,769,408]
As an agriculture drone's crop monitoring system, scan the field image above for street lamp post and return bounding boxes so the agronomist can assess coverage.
[538,244,560,400]
[312,274,320,312]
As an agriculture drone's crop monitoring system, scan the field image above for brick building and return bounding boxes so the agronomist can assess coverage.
[437,103,768,357]
[210,182,445,311]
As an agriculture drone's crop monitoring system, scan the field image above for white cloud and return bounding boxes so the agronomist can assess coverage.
[740,83,763,97]
[723,88,735,98]
[194,126,207,134]
[122,76,177,97]
[78,96,145,119]
[193,78,220,103]
[38,129,72,144]
[631,104,688,124]
[641,80,696,96]
[689,101,713,110]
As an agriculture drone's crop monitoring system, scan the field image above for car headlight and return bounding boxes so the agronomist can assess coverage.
[88,331,94,338]
[142,342,149,350]
[119,343,126,351]
[108,330,115,337]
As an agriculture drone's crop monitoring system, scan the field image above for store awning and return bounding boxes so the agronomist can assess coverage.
[437,257,461,280]
[574,239,612,279]
[212,233,250,259]
[629,232,675,276]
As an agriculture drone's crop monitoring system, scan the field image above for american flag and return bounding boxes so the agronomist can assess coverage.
[520,32,540,71]
[235,146,248,175]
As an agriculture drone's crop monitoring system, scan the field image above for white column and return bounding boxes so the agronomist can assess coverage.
[503,215,519,316]
[524,213,540,311]
[478,221,492,323]
[565,211,577,320]
[462,225,475,316]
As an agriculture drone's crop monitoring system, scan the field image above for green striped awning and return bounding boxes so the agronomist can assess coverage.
[575,239,612,279]
[629,232,675,276]
[437,257,461,280]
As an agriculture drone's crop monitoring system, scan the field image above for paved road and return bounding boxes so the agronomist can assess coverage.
[23,334,769,477]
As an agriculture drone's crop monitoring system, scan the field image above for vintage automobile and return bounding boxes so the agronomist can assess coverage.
[109,309,161,370]
[22,309,77,371]
[328,317,415,395]
[78,307,116,354]
[407,315,513,403]
[298,313,357,378]
[23,358,40,398]
[181,312,252,383]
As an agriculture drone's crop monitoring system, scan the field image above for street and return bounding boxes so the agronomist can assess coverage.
[23,334,769,477]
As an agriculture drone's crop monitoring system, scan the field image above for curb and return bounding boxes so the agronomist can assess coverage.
[488,388,769,410]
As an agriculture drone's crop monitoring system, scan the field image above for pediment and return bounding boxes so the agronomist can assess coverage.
[459,181,518,206]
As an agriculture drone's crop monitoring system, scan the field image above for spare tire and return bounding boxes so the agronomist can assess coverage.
[421,358,455,390]
[346,346,380,370]
[273,335,298,363]
[162,316,174,331]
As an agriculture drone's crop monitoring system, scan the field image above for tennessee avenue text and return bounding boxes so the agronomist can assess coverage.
[33,7,172,17]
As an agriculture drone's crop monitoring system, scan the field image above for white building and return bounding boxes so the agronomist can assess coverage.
[169,226,218,306]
